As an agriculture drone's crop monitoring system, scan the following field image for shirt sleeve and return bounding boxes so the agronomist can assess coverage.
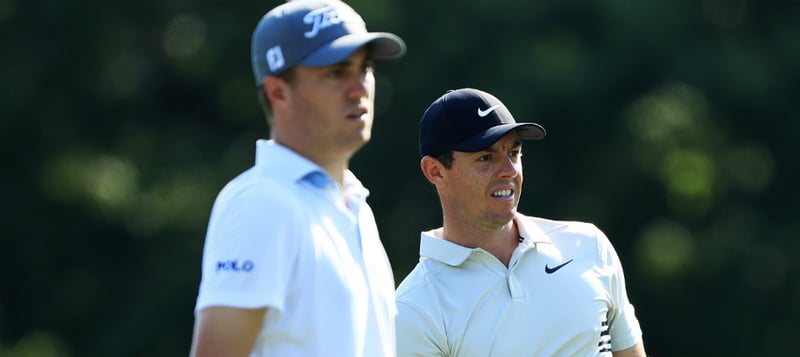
[195,178,300,316]
[396,300,447,357]
[597,228,643,352]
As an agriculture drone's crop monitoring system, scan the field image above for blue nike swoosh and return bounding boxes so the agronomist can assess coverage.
[544,259,573,274]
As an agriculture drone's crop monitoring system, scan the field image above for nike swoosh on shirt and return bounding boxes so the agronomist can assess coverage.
[477,105,501,117]
[544,259,574,274]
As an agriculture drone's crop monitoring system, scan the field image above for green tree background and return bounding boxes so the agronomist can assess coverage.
[2,0,799,356]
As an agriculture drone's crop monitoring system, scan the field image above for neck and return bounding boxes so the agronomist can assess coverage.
[273,138,350,186]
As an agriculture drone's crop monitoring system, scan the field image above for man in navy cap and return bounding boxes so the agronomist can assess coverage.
[395,88,647,356]
[190,1,405,356]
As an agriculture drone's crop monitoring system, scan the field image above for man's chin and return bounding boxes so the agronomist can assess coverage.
[489,210,517,227]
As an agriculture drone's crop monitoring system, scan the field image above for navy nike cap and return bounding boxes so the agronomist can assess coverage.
[419,88,546,158]
[251,0,406,85]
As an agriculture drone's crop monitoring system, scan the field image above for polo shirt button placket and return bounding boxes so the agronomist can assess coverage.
[507,267,525,299]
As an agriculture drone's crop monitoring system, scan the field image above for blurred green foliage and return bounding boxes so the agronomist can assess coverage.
[2,0,799,355]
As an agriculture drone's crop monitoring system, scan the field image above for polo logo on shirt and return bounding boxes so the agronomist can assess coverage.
[544,259,573,274]
[216,259,255,272]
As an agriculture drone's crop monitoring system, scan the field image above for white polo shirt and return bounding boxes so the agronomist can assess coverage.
[195,139,396,357]
[395,214,642,357]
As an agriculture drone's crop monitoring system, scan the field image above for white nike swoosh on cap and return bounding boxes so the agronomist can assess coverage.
[477,105,502,117]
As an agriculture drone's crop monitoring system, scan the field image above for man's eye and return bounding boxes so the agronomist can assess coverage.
[478,155,491,161]
[328,69,344,78]
[509,150,522,158]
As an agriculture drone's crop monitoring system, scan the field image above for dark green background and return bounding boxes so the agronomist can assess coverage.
[2,0,799,355]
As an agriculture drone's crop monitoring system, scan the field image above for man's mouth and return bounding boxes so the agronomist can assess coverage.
[491,189,513,198]
[347,107,368,120]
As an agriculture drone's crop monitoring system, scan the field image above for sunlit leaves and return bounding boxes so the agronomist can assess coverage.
[636,219,695,282]
[623,81,774,218]
[0,332,68,357]
[42,152,139,215]
[40,151,213,236]
[163,14,206,59]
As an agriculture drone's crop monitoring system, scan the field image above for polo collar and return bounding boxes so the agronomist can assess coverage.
[254,139,366,194]
[419,213,554,267]
[255,139,323,182]
[516,213,553,245]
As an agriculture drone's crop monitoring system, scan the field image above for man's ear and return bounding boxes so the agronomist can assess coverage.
[263,76,287,108]
[421,156,446,187]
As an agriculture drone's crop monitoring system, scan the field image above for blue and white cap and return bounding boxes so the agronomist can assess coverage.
[251,0,406,84]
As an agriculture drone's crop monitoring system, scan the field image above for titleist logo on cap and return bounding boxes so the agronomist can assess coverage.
[303,6,350,38]
[266,46,285,71]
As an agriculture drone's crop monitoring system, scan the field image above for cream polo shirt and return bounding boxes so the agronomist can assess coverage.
[195,139,396,357]
[395,214,642,357]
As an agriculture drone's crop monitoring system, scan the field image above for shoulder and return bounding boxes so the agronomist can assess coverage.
[518,214,617,258]
[519,214,605,242]
[206,168,310,239]
[396,262,432,301]
[216,168,301,209]
[396,259,450,310]
[395,262,446,337]
[395,265,449,354]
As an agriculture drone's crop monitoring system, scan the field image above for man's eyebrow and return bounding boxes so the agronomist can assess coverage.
[329,60,350,68]
[482,140,523,153]
[332,53,373,68]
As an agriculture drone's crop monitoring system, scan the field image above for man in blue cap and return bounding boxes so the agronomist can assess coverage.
[190,1,405,356]
[395,88,646,356]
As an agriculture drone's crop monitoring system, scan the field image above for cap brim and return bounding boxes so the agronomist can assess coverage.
[299,32,406,67]
[451,123,546,152]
